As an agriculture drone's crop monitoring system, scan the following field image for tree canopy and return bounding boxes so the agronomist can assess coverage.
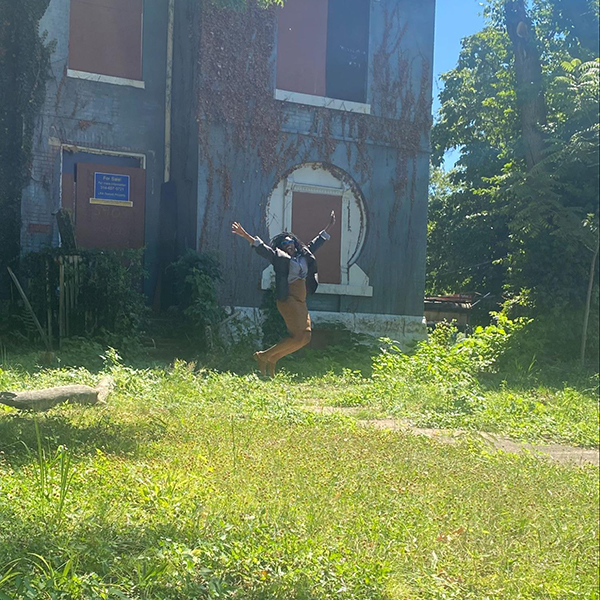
[429,0,599,361]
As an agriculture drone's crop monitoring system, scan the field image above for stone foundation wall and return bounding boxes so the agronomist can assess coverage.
[219,306,427,352]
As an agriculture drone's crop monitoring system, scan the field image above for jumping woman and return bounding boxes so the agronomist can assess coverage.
[231,211,336,376]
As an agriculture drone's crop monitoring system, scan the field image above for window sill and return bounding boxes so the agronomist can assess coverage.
[316,283,373,297]
[261,274,373,297]
[275,89,370,114]
[67,69,145,89]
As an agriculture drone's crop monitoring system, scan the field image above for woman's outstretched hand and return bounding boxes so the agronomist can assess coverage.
[324,210,336,233]
[232,222,256,244]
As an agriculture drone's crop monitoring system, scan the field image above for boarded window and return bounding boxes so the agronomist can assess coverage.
[276,0,370,103]
[62,153,146,250]
[69,0,143,80]
[75,162,146,250]
[291,192,342,284]
[276,0,329,97]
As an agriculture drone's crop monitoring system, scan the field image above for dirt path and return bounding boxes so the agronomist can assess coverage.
[303,405,599,467]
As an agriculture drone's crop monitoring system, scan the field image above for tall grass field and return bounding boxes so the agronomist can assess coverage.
[0,324,598,599]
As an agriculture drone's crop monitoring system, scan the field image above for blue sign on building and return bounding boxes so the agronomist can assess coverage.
[91,172,132,206]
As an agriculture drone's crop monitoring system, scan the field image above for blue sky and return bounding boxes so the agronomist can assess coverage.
[433,0,486,165]
[433,0,486,113]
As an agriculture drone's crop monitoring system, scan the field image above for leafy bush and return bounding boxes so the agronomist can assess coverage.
[77,250,147,337]
[499,291,600,367]
[9,248,147,347]
[167,250,225,350]
[375,317,524,384]
[370,318,527,426]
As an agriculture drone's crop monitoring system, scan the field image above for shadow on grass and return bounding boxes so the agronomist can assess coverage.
[478,361,599,396]
[0,411,168,467]
[1,514,388,600]
[202,343,378,380]
[3,324,381,382]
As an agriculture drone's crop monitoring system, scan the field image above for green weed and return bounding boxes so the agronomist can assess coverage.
[324,320,600,446]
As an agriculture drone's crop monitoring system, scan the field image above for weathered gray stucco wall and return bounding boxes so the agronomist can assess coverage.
[172,0,435,320]
[21,0,168,293]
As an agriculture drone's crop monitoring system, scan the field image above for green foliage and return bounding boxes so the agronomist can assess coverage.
[426,165,509,304]
[502,58,599,311]
[0,358,597,599]
[370,319,526,427]
[498,291,600,366]
[34,419,75,526]
[78,250,147,339]
[296,318,598,446]
[11,248,147,346]
[376,319,524,383]
[168,250,225,350]
[430,0,599,361]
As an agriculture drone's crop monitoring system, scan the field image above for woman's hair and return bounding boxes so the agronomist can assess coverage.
[270,231,307,255]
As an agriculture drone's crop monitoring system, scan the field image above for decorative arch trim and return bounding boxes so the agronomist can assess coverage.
[263,163,372,297]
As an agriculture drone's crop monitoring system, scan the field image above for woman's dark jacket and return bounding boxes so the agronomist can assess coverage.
[253,233,329,301]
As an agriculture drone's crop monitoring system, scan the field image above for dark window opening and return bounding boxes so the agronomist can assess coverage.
[326,0,370,103]
[276,0,370,104]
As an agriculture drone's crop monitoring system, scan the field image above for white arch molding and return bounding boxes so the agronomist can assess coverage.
[262,163,373,297]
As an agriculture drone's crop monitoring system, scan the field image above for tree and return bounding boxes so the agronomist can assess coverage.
[430,21,518,304]
[426,165,509,307]
[506,58,600,362]
[551,0,600,56]
[431,0,599,362]
[505,0,547,168]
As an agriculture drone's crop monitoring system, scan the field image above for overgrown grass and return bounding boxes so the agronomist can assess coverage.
[0,348,598,599]
[308,368,600,448]
[283,323,600,448]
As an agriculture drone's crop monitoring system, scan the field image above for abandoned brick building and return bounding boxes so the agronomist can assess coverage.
[21,0,436,345]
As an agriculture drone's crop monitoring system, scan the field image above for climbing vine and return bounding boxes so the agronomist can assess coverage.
[196,0,433,243]
[0,0,52,283]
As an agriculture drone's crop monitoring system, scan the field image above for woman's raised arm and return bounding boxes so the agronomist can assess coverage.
[323,210,336,234]
[306,211,336,255]
[231,222,257,245]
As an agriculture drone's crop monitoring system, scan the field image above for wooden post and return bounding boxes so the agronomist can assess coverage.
[581,245,599,368]
[59,257,65,347]
[73,255,80,335]
[7,267,53,353]
[45,259,53,345]
[66,256,72,338]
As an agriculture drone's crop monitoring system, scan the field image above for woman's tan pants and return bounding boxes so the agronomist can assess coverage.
[259,280,312,368]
